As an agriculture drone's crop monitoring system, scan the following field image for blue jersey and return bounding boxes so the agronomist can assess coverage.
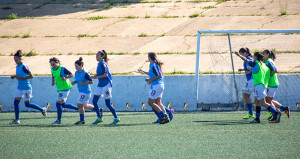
[148,62,163,86]
[75,69,92,94]
[248,60,260,74]
[265,60,277,72]
[16,63,31,90]
[244,56,253,81]
[96,60,112,87]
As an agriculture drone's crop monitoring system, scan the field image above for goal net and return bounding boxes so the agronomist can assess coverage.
[195,30,300,111]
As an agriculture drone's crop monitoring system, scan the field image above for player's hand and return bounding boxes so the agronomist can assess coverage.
[16,76,22,80]
[91,75,97,79]
[238,69,243,72]
[61,77,66,80]
[71,81,76,85]
[138,68,143,72]
[234,51,239,56]
[247,66,251,70]
[10,75,16,79]
[51,82,55,86]
[145,78,151,85]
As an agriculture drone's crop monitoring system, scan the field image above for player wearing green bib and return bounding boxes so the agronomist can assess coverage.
[235,52,281,123]
[262,50,290,121]
[49,57,78,124]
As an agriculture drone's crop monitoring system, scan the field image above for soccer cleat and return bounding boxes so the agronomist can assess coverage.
[159,114,170,124]
[153,119,160,124]
[52,120,61,124]
[168,109,174,121]
[276,111,282,123]
[42,107,47,117]
[111,118,120,125]
[75,121,85,125]
[100,108,103,117]
[250,118,260,124]
[285,106,290,118]
[268,118,278,123]
[267,112,272,120]
[9,120,20,125]
[243,113,254,119]
[92,118,103,124]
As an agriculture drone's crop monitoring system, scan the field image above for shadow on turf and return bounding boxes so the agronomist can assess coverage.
[193,120,261,126]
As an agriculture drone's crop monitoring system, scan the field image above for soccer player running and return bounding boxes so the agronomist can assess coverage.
[49,57,78,124]
[237,48,255,119]
[138,52,171,124]
[91,50,120,125]
[71,57,99,125]
[234,51,281,123]
[262,49,290,121]
[9,50,47,124]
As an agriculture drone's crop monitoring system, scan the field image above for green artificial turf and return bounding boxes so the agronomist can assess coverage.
[0,111,299,159]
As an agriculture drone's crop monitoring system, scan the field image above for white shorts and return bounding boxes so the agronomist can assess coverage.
[57,90,70,102]
[254,84,267,100]
[94,84,112,99]
[149,83,164,99]
[242,79,254,95]
[77,93,91,104]
[15,89,32,101]
[267,87,278,98]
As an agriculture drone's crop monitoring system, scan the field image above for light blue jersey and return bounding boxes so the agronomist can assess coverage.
[75,69,92,94]
[97,60,112,87]
[248,60,260,74]
[148,62,163,87]
[16,63,31,90]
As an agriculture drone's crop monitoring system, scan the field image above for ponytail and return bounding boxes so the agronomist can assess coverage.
[75,57,84,67]
[98,50,108,63]
[239,47,253,58]
[148,52,163,69]
[263,49,276,61]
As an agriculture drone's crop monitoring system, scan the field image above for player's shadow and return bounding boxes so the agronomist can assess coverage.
[96,122,153,127]
[193,120,255,126]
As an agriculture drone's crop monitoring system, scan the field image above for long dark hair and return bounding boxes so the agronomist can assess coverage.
[98,50,108,63]
[75,57,84,67]
[49,57,60,64]
[148,52,163,69]
[263,49,276,61]
[14,50,22,57]
[254,52,264,62]
[239,47,253,58]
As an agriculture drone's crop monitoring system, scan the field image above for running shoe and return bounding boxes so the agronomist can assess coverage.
[285,106,290,118]
[111,118,120,125]
[243,113,254,119]
[92,118,103,124]
[75,121,85,125]
[250,118,260,123]
[9,120,20,125]
[52,120,61,124]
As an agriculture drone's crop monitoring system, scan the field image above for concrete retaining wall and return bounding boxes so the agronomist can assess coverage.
[0,75,299,112]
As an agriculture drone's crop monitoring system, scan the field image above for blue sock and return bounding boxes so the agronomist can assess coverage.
[56,102,62,121]
[158,111,165,117]
[92,96,102,119]
[256,106,261,119]
[164,106,171,114]
[24,102,43,112]
[105,99,118,119]
[80,114,85,122]
[268,106,277,119]
[62,103,78,110]
[280,105,287,111]
[247,104,253,115]
[14,99,20,121]
[152,109,160,118]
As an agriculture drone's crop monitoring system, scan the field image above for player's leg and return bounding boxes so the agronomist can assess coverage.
[75,103,85,125]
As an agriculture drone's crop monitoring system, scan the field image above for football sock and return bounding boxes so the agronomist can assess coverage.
[80,114,85,122]
[256,106,261,119]
[24,102,43,112]
[247,104,253,115]
[56,102,63,121]
[267,106,277,120]
[62,103,78,110]
[92,95,102,119]
[14,99,20,121]
[105,99,118,119]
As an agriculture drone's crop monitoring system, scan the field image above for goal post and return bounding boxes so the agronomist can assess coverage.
[195,30,300,110]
